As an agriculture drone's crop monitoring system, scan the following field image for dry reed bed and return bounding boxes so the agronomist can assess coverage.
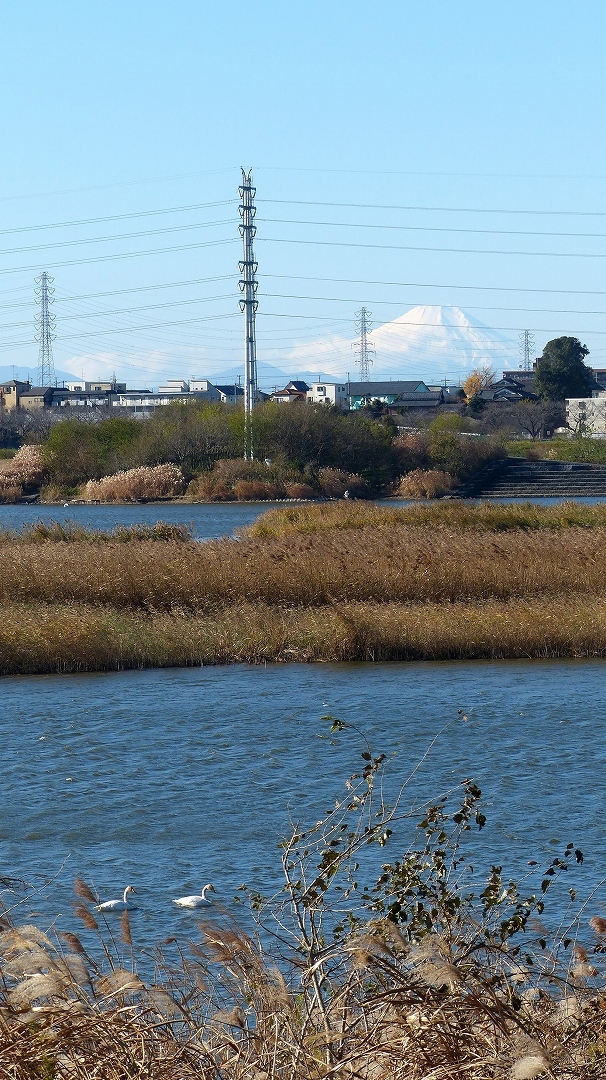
[2,597,606,673]
[2,913,605,1078]
[244,498,606,537]
[1,526,606,608]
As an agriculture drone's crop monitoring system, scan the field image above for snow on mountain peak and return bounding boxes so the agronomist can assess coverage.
[295,305,518,382]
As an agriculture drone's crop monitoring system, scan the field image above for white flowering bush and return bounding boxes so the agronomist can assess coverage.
[83,463,185,503]
[0,445,46,489]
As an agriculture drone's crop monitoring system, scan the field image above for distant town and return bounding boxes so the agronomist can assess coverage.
[2,361,606,436]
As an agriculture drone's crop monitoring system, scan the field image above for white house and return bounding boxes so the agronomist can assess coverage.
[566,391,606,435]
[306,382,349,407]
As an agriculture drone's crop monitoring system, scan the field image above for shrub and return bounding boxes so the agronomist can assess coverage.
[187,458,311,501]
[0,477,22,503]
[0,444,46,490]
[232,480,284,500]
[396,468,454,498]
[392,431,431,472]
[317,467,370,498]
[83,464,185,503]
[284,482,316,499]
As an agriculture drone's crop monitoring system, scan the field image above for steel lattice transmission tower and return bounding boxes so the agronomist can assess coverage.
[238,169,259,459]
[353,307,375,381]
[35,272,57,386]
[518,329,535,371]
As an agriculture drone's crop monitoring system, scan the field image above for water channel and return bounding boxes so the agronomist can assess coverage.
[1,499,605,947]
[3,660,605,944]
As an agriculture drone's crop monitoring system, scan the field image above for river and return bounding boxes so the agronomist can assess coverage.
[1,494,606,538]
[2,660,605,946]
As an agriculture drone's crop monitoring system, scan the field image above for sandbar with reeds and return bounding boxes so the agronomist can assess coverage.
[0,502,605,675]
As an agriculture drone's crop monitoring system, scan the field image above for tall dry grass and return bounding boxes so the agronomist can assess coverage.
[244,498,606,537]
[3,506,606,674]
[394,468,454,498]
[0,520,193,544]
[1,596,606,673]
[1,525,606,609]
[0,444,46,502]
[83,463,185,502]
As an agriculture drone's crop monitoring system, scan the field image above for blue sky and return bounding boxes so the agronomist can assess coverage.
[0,1,605,387]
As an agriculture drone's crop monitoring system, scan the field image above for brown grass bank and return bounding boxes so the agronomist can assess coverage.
[2,597,606,674]
[2,505,606,675]
[1,525,606,608]
[243,498,606,537]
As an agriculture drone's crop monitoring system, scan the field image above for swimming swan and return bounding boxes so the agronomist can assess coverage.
[172,883,215,909]
[97,885,137,912]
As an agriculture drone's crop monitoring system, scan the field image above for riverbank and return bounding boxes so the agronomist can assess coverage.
[2,596,606,675]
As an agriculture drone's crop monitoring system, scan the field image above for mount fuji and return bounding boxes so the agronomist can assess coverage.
[291,306,519,383]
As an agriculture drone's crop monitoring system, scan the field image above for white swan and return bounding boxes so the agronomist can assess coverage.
[172,883,215,909]
[97,885,137,912]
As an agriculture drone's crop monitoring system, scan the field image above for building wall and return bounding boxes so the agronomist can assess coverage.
[306,383,349,406]
[566,393,606,435]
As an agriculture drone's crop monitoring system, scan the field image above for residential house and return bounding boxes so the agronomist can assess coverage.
[270,380,310,404]
[0,380,30,411]
[385,390,444,417]
[18,386,55,410]
[347,380,431,410]
[478,376,538,404]
[306,382,349,407]
[566,392,606,436]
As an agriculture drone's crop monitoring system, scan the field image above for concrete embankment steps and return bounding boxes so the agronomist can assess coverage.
[473,458,606,498]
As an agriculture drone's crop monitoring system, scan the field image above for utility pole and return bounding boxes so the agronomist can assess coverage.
[239,169,258,459]
[353,307,374,381]
[35,272,56,386]
[519,329,535,372]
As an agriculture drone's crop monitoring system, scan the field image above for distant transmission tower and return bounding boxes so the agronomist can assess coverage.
[353,307,375,381]
[518,329,535,371]
[239,169,259,460]
[35,272,56,386]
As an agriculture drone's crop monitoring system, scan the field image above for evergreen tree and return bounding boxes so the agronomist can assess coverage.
[534,337,592,400]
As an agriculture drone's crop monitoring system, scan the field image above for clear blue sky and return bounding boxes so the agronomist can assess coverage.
[1,1,605,387]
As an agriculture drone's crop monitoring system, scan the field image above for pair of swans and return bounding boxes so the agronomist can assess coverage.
[97,883,215,912]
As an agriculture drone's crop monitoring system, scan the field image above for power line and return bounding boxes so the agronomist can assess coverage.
[259,216,606,240]
[260,291,606,317]
[261,237,606,259]
[260,198,606,218]
[0,200,237,237]
[0,237,238,275]
[0,218,234,259]
[264,273,606,297]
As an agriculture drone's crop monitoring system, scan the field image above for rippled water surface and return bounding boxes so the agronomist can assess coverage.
[2,660,606,941]
[1,494,606,539]
[0,500,276,539]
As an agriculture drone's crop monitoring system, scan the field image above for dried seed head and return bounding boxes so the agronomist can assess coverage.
[120,909,132,947]
[590,915,606,936]
[73,903,99,931]
[510,1052,550,1079]
[60,932,87,957]
[73,877,97,904]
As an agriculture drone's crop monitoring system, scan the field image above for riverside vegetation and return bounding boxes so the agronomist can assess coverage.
[0,403,503,503]
[0,723,604,1078]
[3,501,606,674]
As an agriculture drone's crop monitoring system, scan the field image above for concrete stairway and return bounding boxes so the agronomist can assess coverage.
[476,457,606,498]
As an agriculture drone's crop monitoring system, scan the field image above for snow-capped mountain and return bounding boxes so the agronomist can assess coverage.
[288,306,518,382]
